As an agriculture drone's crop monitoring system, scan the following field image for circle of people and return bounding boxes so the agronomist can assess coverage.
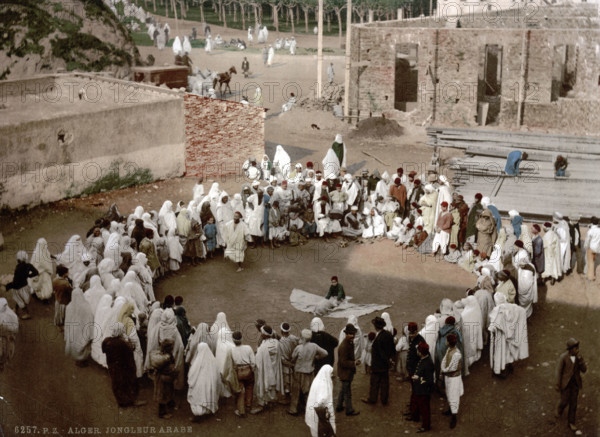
[2,133,599,432]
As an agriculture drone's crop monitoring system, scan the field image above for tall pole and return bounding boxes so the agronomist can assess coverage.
[317,0,324,99]
[343,0,352,117]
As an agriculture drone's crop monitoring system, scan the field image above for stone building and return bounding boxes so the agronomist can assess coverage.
[348,3,600,135]
[0,73,265,209]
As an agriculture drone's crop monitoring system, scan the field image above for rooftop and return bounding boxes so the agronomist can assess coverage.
[0,73,183,128]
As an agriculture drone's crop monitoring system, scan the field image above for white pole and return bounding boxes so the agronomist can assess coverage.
[343,0,352,118]
[317,0,324,99]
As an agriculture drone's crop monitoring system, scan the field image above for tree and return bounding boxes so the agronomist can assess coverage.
[301,0,317,33]
[353,0,368,23]
[326,0,346,47]
[267,0,282,33]
[282,0,297,34]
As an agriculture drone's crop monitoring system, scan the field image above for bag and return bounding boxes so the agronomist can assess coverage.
[236,364,253,381]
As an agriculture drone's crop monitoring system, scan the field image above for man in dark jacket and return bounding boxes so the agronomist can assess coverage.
[409,342,434,433]
[361,316,395,405]
[405,322,426,419]
[555,338,587,433]
[5,251,38,320]
[336,324,360,416]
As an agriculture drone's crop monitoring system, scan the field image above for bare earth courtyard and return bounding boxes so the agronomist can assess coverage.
[0,17,599,437]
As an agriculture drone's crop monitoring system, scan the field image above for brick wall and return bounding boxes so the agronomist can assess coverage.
[184,94,266,178]
[350,22,600,135]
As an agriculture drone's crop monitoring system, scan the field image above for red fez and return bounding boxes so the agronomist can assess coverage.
[473,249,480,255]
[480,252,488,259]
[397,168,404,174]
[475,193,483,199]
[514,240,524,248]
[445,316,456,325]
[394,178,401,185]
[409,171,417,177]
[533,224,541,232]
[447,334,458,346]
[457,195,464,200]
[502,269,511,276]
[407,223,414,229]
[544,222,552,228]
[417,342,429,354]
[336,183,342,188]
[281,180,288,185]
[408,322,418,332]
[414,179,421,185]
[331,276,338,281]
[307,161,314,167]
[441,201,448,208]
[368,332,376,341]
[417,225,423,230]
[450,244,457,249]
[174,296,183,305]
[411,202,418,207]
[417,209,422,214]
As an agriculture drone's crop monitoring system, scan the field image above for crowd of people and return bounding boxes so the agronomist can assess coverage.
[0,133,596,434]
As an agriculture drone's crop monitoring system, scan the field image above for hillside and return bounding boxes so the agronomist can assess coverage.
[0,0,142,80]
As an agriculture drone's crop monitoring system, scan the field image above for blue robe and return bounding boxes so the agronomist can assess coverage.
[532,235,545,275]
[203,223,217,251]
[511,215,523,239]
[263,193,271,240]
[435,324,465,381]
[505,151,522,176]
[487,205,502,233]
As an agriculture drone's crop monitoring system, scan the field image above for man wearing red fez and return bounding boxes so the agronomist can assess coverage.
[390,176,407,217]
[325,276,345,302]
[407,342,434,433]
[431,201,453,256]
[414,225,428,248]
[441,333,463,429]
[466,193,484,243]
[531,223,545,280]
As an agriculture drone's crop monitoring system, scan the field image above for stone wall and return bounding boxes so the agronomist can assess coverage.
[350,22,600,135]
[184,94,266,179]
[0,75,185,209]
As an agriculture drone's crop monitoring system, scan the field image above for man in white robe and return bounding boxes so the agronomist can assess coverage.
[224,212,250,272]
[512,240,538,318]
[553,212,571,275]
[252,325,284,414]
[322,134,347,180]
[541,222,562,284]
[441,334,463,429]
[488,293,529,378]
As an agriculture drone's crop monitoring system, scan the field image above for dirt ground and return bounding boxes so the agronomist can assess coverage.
[1,19,599,437]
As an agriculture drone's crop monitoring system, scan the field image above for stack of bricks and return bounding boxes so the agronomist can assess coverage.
[184,94,266,179]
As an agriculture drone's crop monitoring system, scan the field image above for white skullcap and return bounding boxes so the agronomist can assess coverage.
[16,251,28,262]
[82,252,92,262]
[252,180,260,186]
[424,184,434,193]
[305,177,313,182]
[481,197,491,207]
[439,175,448,183]
[351,205,358,211]
[295,163,302,168]
[553,211,563,221]
[508,210,519,218]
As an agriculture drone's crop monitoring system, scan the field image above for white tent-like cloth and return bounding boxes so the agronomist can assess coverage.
[290,289,390,319]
